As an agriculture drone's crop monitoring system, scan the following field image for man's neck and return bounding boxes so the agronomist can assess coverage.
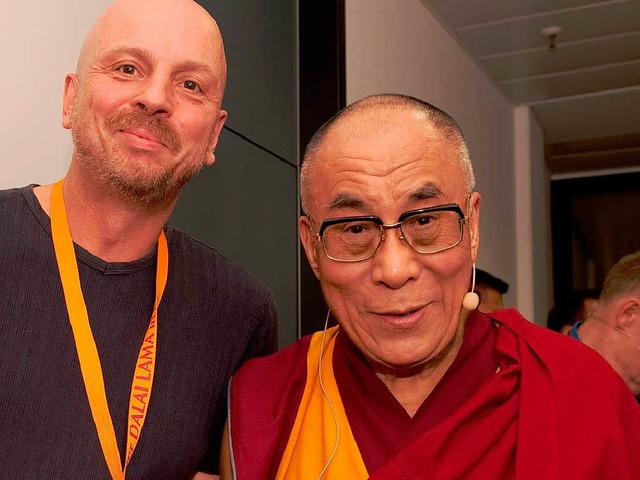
[580,318,632,389]
[34,174,175,263]
[372,319,466,417]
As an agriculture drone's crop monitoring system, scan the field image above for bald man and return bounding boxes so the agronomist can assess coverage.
[0,1,277,478]
[223,94,640,479]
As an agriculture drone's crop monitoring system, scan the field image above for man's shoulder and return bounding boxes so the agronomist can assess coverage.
[165,225,272,297]
[491,308,631,390]
[492,309,608,360]
[235,334,313,384]
[0,185,31,204]
[230,335,312,432]
[238,335,312,377]
[0,185,41,227]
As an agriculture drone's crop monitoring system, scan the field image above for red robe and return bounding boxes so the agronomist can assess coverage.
[228,309,640,479]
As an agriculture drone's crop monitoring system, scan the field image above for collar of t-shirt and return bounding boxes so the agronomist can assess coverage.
[569,321,584,341]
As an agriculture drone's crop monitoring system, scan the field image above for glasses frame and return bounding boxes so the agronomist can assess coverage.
[315,203,468,263]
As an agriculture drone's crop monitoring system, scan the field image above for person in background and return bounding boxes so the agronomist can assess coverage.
[569,251,640,401]
[547,288,600,334]
[474,268,509,313]
[221,94,640,479]
[0,1,278,478]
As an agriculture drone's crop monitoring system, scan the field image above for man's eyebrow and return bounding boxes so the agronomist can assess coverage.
[176,59,217,74]
[326,184,443,212]
[409,183,444,203]
[100,47,216,75]
[101,46,154,62]
[327,194,367,212]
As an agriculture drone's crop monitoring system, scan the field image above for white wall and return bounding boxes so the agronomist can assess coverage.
[530,111,553,325]
[345,0,518,307]
[0,1,111,189]
[514,106,552,324]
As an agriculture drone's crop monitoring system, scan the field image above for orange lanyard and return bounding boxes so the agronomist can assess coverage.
[50,179,168,480]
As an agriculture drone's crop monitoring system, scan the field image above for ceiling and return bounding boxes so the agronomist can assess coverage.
[420,0,640,176]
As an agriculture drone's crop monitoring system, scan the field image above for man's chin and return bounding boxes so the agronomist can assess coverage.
[103,171,177,209]
[106,163,202,209]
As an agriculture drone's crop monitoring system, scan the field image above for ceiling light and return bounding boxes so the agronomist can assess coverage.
[541,25,562,51]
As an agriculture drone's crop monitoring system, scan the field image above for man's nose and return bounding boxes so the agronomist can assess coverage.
[133,75,174,116]
[370,228,421,289]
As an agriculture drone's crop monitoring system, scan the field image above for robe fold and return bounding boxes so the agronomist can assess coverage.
[228,309,640,479]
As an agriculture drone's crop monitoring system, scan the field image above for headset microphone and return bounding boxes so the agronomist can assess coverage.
[462,263,480,311]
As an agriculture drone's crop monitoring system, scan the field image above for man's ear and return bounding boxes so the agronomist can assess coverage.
[616,296,640,328]
[206,109,228,166]
[299,215,320,278]
[468,191,481,262]
[62,74,79,130]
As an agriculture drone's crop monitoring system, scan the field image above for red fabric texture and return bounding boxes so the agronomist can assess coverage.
[371,309,640,480]
[229,309,640,479]
[334,310,499,473]
[228,336,310,480]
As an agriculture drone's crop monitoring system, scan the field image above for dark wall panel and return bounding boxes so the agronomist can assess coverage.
[201,0,297,163]
[299,0,345,336]
[171,1,299,346]
[171,130,298,347]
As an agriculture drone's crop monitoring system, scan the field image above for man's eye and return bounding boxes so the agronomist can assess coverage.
[341,222,376,235]
[118,64,137,75]
[415,214,436,225]
[183,80,202,92]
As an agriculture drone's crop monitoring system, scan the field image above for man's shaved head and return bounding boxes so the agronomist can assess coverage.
[300,94,474,215]
[62,0,228,209]
[76,0,226,95]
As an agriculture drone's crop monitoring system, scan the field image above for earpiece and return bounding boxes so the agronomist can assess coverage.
[462,291,480,311]
[318,309,339,479]
[463,263,480,311]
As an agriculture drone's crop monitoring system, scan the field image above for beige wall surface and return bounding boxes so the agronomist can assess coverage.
[514,106,551,323]
[0,1,111,189]
[345,0,520,311]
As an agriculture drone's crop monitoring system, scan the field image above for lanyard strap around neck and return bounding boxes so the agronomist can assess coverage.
[50,179,169,480]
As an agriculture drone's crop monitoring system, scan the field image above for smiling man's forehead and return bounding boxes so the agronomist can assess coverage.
[76,0,226,84]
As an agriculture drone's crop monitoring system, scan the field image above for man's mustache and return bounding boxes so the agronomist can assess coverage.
[106,111,182,152]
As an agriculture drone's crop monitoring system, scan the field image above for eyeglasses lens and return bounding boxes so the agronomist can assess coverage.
[322,210,462,261]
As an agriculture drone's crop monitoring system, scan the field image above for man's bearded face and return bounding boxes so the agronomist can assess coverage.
[70,102,210,208]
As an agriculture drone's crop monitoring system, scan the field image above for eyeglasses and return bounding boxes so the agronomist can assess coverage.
[314,203,468,262]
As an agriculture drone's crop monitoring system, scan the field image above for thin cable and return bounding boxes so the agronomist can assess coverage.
[222,125,297,169]
[616,326,640,352]
[471,263,476,292]
[317,310,340,480]
[593,314,640,352]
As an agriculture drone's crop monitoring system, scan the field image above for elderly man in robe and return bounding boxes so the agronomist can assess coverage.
[222,94,640,479]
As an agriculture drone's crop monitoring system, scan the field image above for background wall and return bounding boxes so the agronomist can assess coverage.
[173,0,299,347]
[514,106,552,324]
[0,0,111,189]
[1,0,299,346]
[345,0,519,309]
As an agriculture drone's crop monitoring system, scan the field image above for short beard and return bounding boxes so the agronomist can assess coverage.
[70,107,210,211]
[102,158,205,211]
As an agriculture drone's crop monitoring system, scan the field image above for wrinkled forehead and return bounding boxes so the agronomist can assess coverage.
[308,111,467,216]
[78,0,225,77]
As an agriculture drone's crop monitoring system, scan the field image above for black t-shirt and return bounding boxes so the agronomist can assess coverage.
[0,186,278,479]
